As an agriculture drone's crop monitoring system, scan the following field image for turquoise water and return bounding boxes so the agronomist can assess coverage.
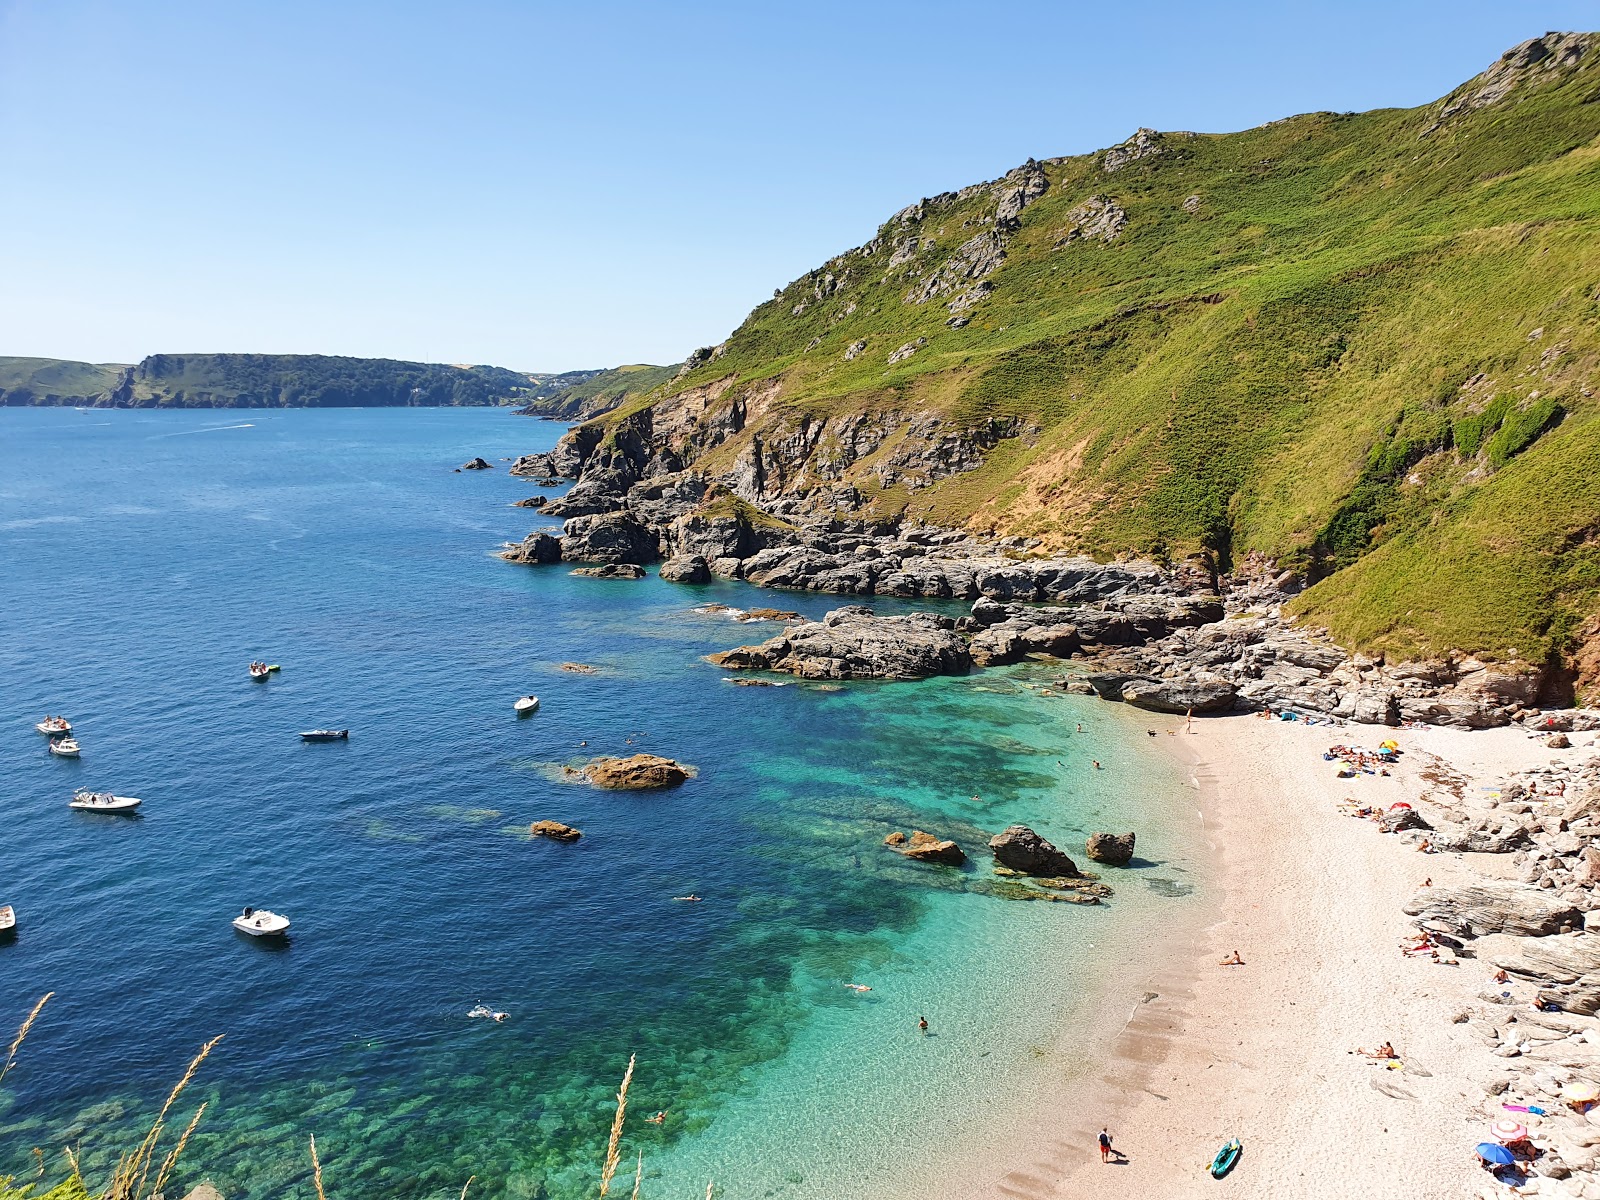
[0,408,1201,1199]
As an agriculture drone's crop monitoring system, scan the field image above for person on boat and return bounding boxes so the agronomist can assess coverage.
[1220,950,1244,966]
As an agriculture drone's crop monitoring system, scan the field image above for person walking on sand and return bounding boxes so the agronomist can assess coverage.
[1098,1128,1123,1163]
[1186,707,1194,733]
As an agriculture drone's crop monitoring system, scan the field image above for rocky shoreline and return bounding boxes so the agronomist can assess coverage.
[499,422,1576,731]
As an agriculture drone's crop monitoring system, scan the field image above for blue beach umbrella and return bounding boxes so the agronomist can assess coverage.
[1475,1143,1516,1166]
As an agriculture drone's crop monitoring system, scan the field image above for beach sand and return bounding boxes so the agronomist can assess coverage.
[962,714,1576,1200]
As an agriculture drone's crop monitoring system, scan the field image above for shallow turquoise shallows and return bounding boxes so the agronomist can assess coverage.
[0,408,1201,1199]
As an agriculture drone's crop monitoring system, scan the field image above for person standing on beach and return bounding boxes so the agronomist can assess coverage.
[1098,1128,1121,1162]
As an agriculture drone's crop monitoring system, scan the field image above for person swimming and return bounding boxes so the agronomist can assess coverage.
[845,983,871,993]
[673,894,702,902]
[468,1005,509,1022]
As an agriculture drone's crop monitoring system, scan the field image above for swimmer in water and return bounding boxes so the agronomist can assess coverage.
[845,983,872,993]
[673,894,702,902]
[647,1111,666,1124]
[1093,760,1102,770]
[918,1015,929,1032]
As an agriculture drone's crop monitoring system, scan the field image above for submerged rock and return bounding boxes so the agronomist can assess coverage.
[584,754,693,790]
[989,825,1080,877]
[1086,831,1136,866]
[529,820,582,842]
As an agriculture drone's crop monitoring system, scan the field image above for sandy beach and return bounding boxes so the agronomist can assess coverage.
[965,713,1594,1200]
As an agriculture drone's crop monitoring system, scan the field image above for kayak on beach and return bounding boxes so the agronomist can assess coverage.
[1209,1138,1242,1179]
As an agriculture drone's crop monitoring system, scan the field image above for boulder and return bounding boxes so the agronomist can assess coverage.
[584,754,692,790]
[1120,678,1237,714]
[570,563,646,579]
[500,532,562,565]
[1085,831,1136,866]
[897,830,966,866]
[708,606,970,681]
[1378,807,1432,834]
[529,820,582,842]
[659,554,711,584]
[182,1185,225,1200]
[559,511,659,564]
[461,457,493,470]
[510,452,563,478]
[1402,882,1583,938]
[513,496,547,509]
[1549,733,1573,749]
[989,825,1080,877]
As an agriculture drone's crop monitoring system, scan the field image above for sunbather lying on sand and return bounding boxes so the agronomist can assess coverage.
[1355,1041,1397,1059]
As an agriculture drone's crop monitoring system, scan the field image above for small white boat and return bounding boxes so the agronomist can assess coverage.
[233,907,290,937]
[35,717,72,736]
[0,905,14,936]
[514,695,540,715]
[49,737,81,758]
[69,790,141,813]
[299,729,349,742]
[249,662,271,680]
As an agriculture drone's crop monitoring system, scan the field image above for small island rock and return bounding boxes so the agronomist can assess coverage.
[898,829,966,865]
[530,820,582,842]
[501,532,562,565]
[1085,831,1136,866]
[513,496,548,509]
[571,563,646,579]
[461,457,493,470]
[990,825,1081,877]
[585,754,693,790]
[659,554,712,583]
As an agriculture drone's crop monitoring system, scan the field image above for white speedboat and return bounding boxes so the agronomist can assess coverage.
[35,717,72,736]
[249,662,271,680]
[514,695,540,715]
[49,737,81,758]
[233,907,290,937]
[0,905,14,936]
[69,790,141,813]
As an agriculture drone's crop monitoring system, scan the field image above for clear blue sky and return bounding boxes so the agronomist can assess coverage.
[0,1,1592,371]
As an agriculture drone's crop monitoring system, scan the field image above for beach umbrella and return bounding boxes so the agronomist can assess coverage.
[1564,1081,1600,1103]
[1475,1143,1515,1166]
[1491,1119,1527,1143]
[1390,802,1413,810]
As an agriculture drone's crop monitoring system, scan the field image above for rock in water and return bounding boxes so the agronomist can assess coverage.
[885,829,966,865]
[461,457,493,470]
[708,606,970,681]
[584,754,692,790]
[1086,831,1136,866]
[559,511,660,564]
[500,532,562,564]
[182,1185,226,1200]
[513,496,548,508]
[529,820,582,842]
[659,554,711,583]
[989,825,1080,876]
[570,563,646,579]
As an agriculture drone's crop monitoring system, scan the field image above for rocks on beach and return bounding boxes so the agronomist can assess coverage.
[583,754,693,790]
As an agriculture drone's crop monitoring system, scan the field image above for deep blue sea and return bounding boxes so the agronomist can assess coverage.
[0,408,1202,1200]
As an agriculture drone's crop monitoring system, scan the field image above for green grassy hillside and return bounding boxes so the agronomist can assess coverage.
[0,353,538,408]
[597,33,1600,676]
[515,362,678,419]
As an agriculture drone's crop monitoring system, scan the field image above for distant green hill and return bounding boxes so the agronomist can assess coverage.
[515,362,679,420]
[580,33,1600,679]
[0,353,539,408]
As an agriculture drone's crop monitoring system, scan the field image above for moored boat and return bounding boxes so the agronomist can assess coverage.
[0,905,14,937]
[69,789,141,813]
[35,716,72,737]
[299,729,349,742]
[514,695,540,715]
[233,907,290,937]
[49,737,81,758]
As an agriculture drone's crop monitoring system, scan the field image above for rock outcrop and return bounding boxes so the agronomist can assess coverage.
[461,457,493,470]
[570,563,646,579]
[1086,831,1136,866]
[584,755,692,789]
[989,825,1080,877]
[885,830,966,865]
[1402,882,1583,939]
[530,820,582,841]
[709,606,970,681]
[559,512,659,564]
[500,532,562,564]
[659,554,711,583]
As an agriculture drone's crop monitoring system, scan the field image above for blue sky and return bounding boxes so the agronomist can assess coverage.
[0,1,1593,371]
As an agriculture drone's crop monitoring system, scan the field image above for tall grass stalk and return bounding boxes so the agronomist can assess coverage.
[629,1151,642,1200]
[0,992,54,1087]
[104,1035,221,1200]
[310,1135,327,1200]
[597,1054,636,1198]
[459,1175,475,1200]
[149,1101,207,1199]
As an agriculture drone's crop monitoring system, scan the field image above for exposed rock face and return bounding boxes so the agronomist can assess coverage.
[659,554,711,583]
[1055,196,1127,246]
[887,337,927,364]
[461,457,492,470]
[1121,678,1238,715]
[1426,33,1593,134]
[530,820,582,841]
[513,496,547,508]
[1086,831,1136,866]
[1481,931,1600,1015]
[559,512,659,564]
[584,755,692,789]
[500,532,562,564]
[904,231,1007,306]
[1102,127,1165,172]
[992,159,1050,231]
[1402,882,1583,938]
[708,606,971,681]
[989,825,1080,877]
[844,339,868,361]
[510,452,566,478]
[886,829,966,865]
[570,563,646,579]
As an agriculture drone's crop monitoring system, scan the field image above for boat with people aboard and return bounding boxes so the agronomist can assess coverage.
[35,716,71,736]
[299,729,349,742]
[232,907,290,937]
[514,695,540,715]
[249,661,271,680]
[49,737,81,758]
[69,789,141,813]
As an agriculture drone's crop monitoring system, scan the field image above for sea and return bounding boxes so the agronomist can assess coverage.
[0,407,1203,1200]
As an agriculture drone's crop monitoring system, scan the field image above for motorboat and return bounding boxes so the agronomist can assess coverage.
[299,729,349,742]
[233,907,290,937]
[249,661,271,680]
[69,789,141,813]
[514,695,540,715]
[0,906,14,937]
[35,716,72,736]
[49,737,81,758]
